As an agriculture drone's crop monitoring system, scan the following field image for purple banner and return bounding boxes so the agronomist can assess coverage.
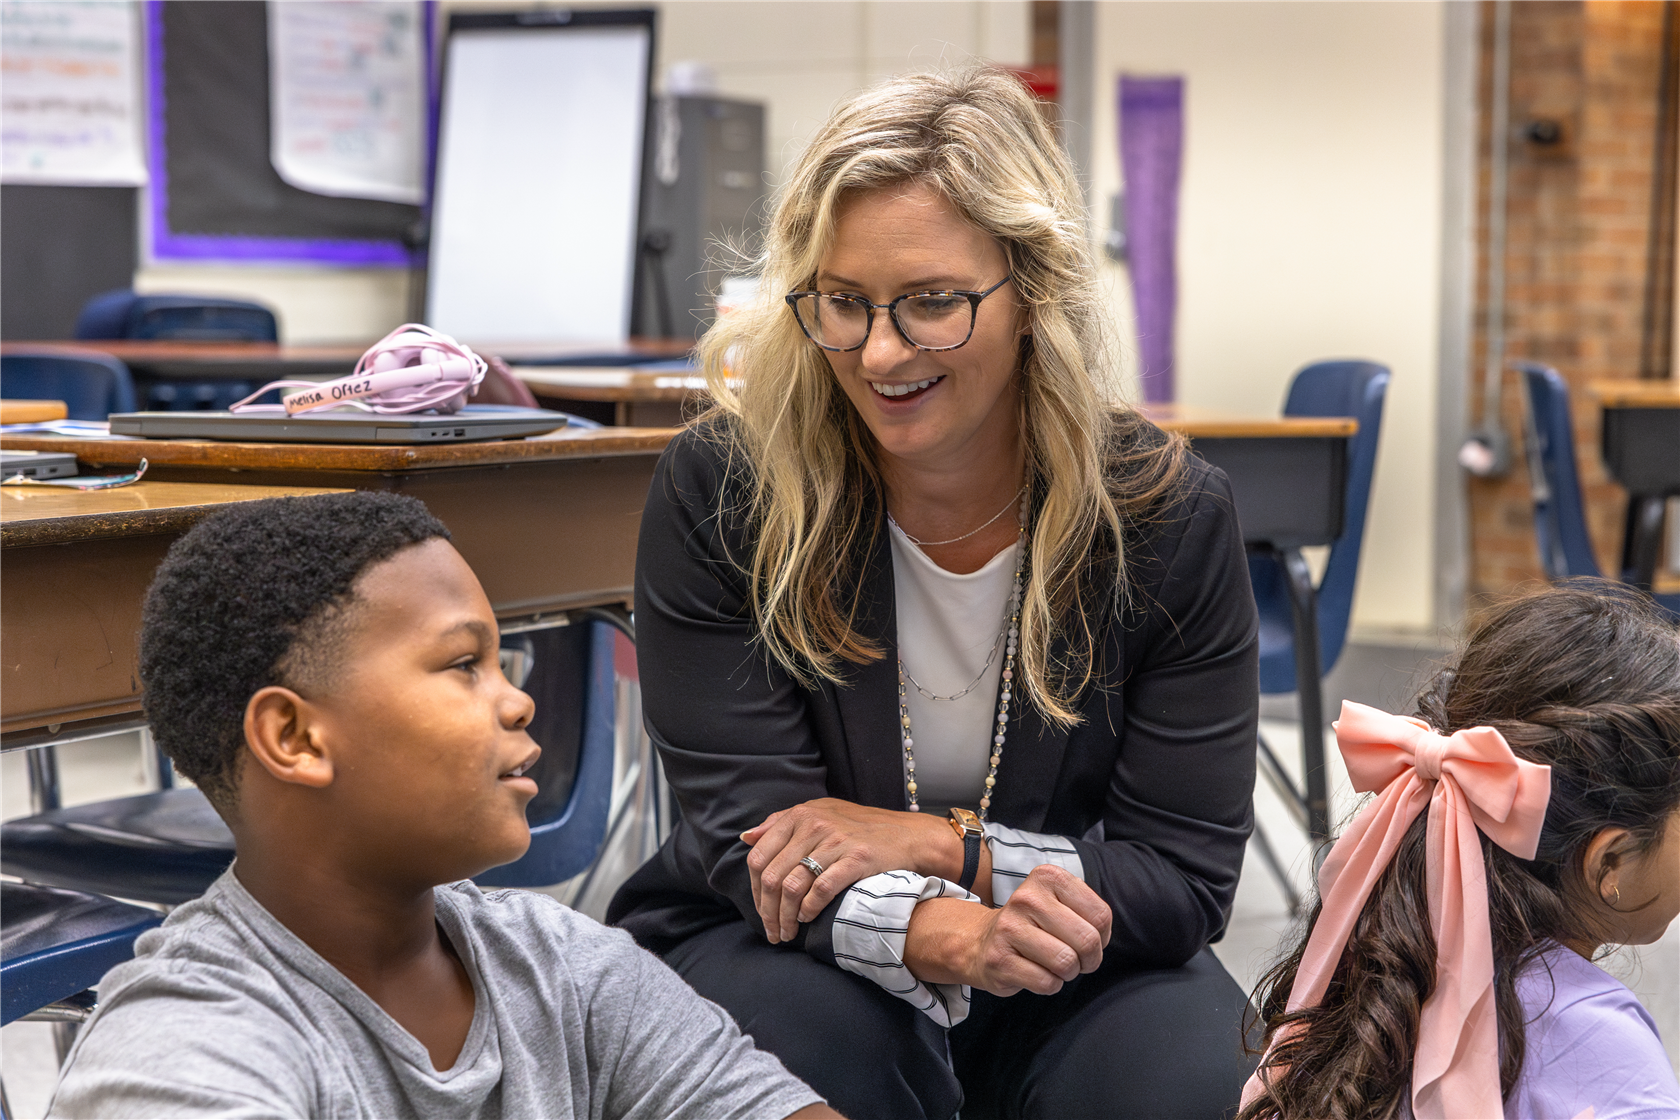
[1119,75,1184,404]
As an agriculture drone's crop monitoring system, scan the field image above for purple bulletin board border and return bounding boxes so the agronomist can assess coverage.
[142,0,431,268]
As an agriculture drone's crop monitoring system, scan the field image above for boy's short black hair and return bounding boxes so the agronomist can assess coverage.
[139,491,451,810]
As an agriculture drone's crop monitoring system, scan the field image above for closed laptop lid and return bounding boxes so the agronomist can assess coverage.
[0,449,80,478]
[108,405,569,444]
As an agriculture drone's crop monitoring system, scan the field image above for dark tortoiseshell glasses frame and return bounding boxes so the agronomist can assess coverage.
[784,276,1014,353]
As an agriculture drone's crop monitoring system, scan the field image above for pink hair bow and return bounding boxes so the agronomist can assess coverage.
[1241,700,1551,1120]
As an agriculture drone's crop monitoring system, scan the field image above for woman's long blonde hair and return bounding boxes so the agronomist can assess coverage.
[696,66,1185,727]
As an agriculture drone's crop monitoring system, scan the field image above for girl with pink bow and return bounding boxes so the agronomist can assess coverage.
[1240,583,1680,1120]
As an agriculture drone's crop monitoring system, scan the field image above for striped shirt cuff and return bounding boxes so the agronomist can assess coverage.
[831,870,982,1028]
[984,822,1084,905]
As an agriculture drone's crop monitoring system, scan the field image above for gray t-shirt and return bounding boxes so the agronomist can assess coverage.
[48,872,821,1120]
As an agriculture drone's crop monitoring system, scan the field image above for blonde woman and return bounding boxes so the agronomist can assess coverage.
[609,68,1259,1119]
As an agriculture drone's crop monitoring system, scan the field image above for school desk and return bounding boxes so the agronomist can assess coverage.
[501,384,1356,838]
[2,410,1354,836]
[506,374,1359,534]
[508,386,1354,833]
[516,368,702,428]
[1145,403,1359,842]
[1591,380,1680,593]
[0,427,676,748]
[1,482,350,747]
[0,400,69,424]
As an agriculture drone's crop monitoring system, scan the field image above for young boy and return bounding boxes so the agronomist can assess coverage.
[48,491,837,1120]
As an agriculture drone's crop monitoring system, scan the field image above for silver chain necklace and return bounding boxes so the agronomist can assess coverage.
[898,497,1026,821]
[888,485,1027,548]
[899,629,1006,703]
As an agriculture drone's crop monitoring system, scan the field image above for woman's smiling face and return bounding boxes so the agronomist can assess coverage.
[815,181,1028,474]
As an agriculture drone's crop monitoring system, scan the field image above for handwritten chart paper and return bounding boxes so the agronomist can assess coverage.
[268,1,424,205]
[1,0,146,185]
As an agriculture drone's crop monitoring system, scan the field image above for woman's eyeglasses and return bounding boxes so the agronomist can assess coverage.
[784,276,1013,353]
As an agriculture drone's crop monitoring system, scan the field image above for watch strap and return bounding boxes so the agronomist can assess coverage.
[957,829,981,892]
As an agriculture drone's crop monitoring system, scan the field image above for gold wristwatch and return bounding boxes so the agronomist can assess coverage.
[948,807,983,892]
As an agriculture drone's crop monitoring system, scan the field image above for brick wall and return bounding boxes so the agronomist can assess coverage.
[1468,0,1671,597]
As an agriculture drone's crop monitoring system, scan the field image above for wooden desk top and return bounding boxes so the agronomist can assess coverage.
[2,340,362,363]
[489,339,694,362]
[1,481,349,548]
[1140,403,1359,438]
[0,400,70,424]
[507,387,1362,438]
[519,367,707,404]
[0,425,678,473]
[3,338,694,373]
[1589,379,1680,407]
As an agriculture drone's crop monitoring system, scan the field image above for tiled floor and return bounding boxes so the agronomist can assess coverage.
[4,640,1676,1118]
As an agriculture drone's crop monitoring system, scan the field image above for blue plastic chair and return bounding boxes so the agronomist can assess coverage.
[1249,361,1391,695]
[1245,361,1388,911]
[0,349,137,420]
[476,620,617,888]
[1,881,161,1028]
[1519,362,1680,617]
[141,379,258,412]
[74,290,278,342]
[1,788,234,907]
[73,289,275,414]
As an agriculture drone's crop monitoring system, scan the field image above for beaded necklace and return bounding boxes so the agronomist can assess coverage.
[897,497,1026,821]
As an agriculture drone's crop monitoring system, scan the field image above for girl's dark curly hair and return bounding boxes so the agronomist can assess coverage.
[1240,581,1680,1120]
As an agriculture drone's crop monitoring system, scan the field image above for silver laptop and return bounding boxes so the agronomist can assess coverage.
[108,406,569,444]
[0,449,79,479]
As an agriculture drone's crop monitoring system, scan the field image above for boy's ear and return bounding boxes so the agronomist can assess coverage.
[244,686,335,789]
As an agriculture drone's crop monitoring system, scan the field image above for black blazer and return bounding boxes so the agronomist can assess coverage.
[608,418,1260,976]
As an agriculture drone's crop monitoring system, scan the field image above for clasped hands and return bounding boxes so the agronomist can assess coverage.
[741,797,1112,997]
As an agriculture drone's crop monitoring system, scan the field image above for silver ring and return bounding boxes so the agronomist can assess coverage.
[799,855,825,878]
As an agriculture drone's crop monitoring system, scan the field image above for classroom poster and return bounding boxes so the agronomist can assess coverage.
[267,1,425,205]
[0,0,147,185]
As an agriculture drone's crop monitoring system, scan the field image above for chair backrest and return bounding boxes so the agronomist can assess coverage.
[1518,362,1602,580]
[74,289,278,342]
[475,621,617,888]
[1,881,161,1026]
[73,288,141,340]
[144,379,258,412]
[0,349,138,419]
[1252,359,1390,693]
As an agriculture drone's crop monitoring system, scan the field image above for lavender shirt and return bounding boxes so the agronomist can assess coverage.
[1402,943,1679,1120]
[1502,945,1678,1120]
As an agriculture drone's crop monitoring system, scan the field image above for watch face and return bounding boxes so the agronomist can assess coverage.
[949,807,982,834]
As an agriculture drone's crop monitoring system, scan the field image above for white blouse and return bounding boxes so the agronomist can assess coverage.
[826,522,1086,1027]
[888,520,1017,812]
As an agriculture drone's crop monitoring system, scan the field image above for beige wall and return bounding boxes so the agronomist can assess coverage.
[137,1,1028,345]
[1091,2,1447,634]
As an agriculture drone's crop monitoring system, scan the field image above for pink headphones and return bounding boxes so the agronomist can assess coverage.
[229,324,488,416]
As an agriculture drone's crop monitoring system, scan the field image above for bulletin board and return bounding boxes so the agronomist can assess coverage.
[143,0,430,266]
[0,1,144,337]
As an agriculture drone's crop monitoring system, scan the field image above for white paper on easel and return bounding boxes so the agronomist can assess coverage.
[268,1,424,205]
[0,0,147,186]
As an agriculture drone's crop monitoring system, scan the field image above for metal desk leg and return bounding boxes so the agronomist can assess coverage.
[1620,494,1666,593]
[27,744,62,813]
[1281,548,1331,842]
